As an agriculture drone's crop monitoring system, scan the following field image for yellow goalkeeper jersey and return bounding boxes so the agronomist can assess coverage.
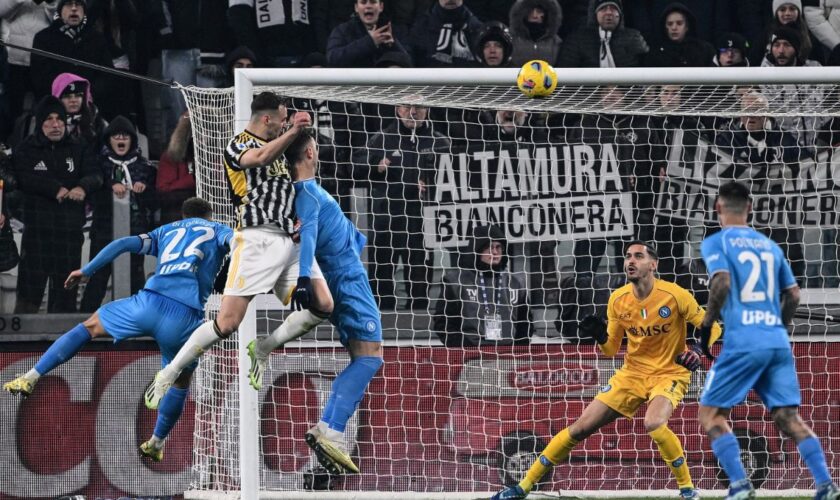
[602,279,722,376]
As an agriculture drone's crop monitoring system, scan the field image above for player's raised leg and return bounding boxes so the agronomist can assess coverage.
[247,273,333,390]
[493,399,621,499]
[141,370,193,462]
[4,311,105,397]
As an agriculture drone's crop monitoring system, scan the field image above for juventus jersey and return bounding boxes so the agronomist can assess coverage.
[223,130,296,232]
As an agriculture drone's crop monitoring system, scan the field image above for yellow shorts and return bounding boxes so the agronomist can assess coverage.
[595,369,689,418]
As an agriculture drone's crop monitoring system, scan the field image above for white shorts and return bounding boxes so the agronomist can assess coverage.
[224,225,323,302]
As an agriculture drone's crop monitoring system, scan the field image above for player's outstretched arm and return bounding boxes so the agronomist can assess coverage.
[780,285,801,326]
[698,272,731,359]
[66,236,144,288]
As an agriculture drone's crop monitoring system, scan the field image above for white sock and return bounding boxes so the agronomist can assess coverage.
[149,435,165,449]
[24,369,41,384]
[323,426,345,444]
[164,321,223,378]
[255,310,325,358]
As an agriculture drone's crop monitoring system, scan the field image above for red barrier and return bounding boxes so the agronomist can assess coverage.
[2,344,838,498]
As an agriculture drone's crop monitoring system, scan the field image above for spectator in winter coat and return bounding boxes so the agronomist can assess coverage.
[222,45,257,87]
[713,32,751,66]
[804,0,840,54]
[80,115,155,311]
[13,95,101,313]
[433,224,532,347]
[760,27,827,146]
[752,0,820,64]
[327,0,410,67]
[29,0,114,115]
[645,2,715,67]
[0,0,56,122]
[156,111,196,225]
[472,21,514,67]
[410,0,483,67]
[352,102,449,309]
[508,0,563,66]
[557,0,648,68]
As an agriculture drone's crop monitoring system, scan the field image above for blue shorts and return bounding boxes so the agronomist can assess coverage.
[99,290,204,371]
[700,348,801,409]
[324,264,382,346]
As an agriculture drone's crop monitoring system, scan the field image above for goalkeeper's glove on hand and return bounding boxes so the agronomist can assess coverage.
[290,276,312,311]
[578,315,608,344]
[698,324,715,360]
[675,344,704,371]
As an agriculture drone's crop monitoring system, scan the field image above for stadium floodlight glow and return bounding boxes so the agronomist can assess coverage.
[181,67,840,499]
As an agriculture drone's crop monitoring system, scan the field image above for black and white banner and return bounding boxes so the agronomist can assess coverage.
[423,144,634,248]
[657,130,840,228]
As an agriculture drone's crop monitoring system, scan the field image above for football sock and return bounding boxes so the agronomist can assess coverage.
[520,428,578,492]
[649,425,693,489]
[163,321,222,378]
[33,324,92,378]
[797,436,832,486]
[321,356,383,433]
[153,386,189,441]
[711,432,747,483]
[256,310,326,358]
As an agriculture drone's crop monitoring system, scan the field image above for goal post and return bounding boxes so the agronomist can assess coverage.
[182,67,840,499]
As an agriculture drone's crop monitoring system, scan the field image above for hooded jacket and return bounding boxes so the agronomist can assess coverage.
[50,72,106,147]
[508,0,563,65]
[433,225,532,347]
[556,0,648,67]
[644,2,715,67]
[409,2,482,67]
[13,95,101,233]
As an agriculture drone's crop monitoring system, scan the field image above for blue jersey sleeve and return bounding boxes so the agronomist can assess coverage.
[295,183,321,278]
[81,236,144,276]
[777,246,797,290]
[215,223,233,250]
[701,236,729,277]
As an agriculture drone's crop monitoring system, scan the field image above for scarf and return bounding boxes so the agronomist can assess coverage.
[56,14,88,41]
[599,27,616,68]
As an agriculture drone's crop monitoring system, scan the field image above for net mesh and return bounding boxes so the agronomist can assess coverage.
[181,80,840,497]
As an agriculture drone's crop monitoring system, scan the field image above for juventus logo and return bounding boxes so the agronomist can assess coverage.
[65,158,75,172]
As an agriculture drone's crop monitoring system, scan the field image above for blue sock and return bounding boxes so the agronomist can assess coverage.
[711,432,748,484]
[153,386,189,440]
[34,324,92,375]
[321,356,383,432]
[798,436,832,486]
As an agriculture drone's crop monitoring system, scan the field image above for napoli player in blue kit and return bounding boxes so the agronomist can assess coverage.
[276,129,383,475]
[3,198,232,463]
[696,182,838,500]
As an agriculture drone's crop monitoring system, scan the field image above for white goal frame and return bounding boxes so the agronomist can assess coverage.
[186,66,840,500]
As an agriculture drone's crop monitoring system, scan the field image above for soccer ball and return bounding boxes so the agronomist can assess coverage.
[516,60,558,98]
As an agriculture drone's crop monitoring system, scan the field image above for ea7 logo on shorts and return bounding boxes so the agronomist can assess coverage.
[600,384,612,393]
[366,321,377,332]
[659,306,671,319]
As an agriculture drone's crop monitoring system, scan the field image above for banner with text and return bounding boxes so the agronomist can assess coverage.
[657,129,840,227]
[424,144,634,248]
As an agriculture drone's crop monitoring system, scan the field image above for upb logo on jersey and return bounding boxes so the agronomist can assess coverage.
[659,306,671,319]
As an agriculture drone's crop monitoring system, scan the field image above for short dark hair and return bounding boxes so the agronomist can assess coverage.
[182,197,213,219]
[284,128,317,167]
[250,92,289,115]
[718,181,751,214]
[624,240,659,260]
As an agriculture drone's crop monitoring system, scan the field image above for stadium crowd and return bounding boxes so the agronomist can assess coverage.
[0,0,838,342]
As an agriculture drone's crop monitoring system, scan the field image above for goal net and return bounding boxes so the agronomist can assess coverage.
[181,67,840,499]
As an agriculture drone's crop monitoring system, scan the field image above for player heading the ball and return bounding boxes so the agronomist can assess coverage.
[697,181,839,500]
[492,240,721,500]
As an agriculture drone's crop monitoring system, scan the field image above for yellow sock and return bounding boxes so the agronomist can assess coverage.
[519,428,578,492]
[649,425,693,490]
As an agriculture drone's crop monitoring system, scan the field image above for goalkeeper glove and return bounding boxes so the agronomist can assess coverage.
[578,315,608,344]
[697,324,715,360]
[675,344,704,371]
[290,276,312,311]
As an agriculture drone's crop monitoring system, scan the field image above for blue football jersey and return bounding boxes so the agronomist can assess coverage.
[138,218,233,311]
[700,226,797,352]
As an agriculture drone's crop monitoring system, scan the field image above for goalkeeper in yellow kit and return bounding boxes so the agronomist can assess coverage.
[493,241,722,500]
